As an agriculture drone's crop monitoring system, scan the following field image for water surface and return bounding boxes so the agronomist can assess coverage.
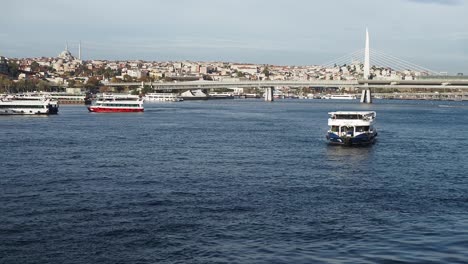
[1,99,468,263]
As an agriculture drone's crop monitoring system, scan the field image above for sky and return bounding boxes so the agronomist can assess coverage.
[1,0,467,74]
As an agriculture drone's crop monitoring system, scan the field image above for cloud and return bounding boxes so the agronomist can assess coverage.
[406,0,462,5]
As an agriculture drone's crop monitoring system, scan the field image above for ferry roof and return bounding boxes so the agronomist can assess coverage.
[328,111,376,115]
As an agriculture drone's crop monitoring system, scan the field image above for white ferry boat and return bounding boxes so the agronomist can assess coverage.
[208,92,235,99]
[87,94,144,113]
[144,93,183,102]
[49,93,86,104]
[323,94,357,100]
[326,111,377,145]
[0,94,59,115]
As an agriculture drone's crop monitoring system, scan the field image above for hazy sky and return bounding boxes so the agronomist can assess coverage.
[1,0,467,73]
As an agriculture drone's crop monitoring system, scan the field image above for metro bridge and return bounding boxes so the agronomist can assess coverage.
[103,79,468,90]
[101,78,468,104]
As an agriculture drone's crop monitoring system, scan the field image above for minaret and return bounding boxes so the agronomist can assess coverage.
[78,41,81,60]
[363,28,370,80]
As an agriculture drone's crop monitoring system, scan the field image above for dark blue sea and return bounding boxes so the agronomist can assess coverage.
[1,99,468,263]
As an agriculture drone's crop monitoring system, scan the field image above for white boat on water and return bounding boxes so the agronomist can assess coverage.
[323,94,357,100]
[326,111,377,145]
[208,92,235,99]
[144,93,183,102]
[88,94,144,113]
[0,94,59,115]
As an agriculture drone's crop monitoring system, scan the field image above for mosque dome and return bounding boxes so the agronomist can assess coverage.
[57,44,75,61]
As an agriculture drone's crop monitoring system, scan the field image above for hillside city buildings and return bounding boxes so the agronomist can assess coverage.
[0,45,444,94]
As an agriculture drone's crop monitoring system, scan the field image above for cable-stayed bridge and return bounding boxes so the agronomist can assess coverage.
[321,48,440,76]
[103,29,467,103]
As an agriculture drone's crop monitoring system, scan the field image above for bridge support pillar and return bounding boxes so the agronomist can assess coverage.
[360,88,372,103]
[264,87,274,102]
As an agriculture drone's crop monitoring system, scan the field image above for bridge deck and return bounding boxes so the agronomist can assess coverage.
[100,79,468,90]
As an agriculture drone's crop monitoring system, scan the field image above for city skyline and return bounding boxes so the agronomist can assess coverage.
[1,0,467,74]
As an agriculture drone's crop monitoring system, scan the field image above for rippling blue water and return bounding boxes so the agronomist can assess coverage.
[1,99,468,263]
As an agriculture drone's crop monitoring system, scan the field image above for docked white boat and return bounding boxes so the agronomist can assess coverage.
[0,94,59,115]
[326,111,377,145]
[48,93,86,104]
[323,94,357,100]
[208,92,235,99]
[144,93,183,102]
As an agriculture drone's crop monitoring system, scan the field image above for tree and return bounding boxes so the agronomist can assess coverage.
[115,86,125,93]
[236,70,245,78]
[87,76,100,86]
[138,75,151,82]
[99,86,110,93]
[262,67,270,77]
[141,85,153,95]
[67,79,76,88]
[30,61,40,72]
[123,74,133,82]
[103,67,115,79]
[15,80,36,92]
[7,61,19,77]
[202,75,213,81]
[0,76,14,93]
[85,76,101,92]
[37,80,50,91]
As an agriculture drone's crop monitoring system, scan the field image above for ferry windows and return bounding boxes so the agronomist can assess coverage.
[331,126,339,132]
[0,105,44,108]
[356,126,370,132]
[336,115,361,119]
[341,126,353,132]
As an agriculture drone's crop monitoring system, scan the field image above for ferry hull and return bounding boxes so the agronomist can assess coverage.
[0,107,58,115]
[0,110,52,115]
[326,132,377,146]
[180,96,209,101]
[145,99,182,102]
[48,105,59,114]
[87,107,144,113]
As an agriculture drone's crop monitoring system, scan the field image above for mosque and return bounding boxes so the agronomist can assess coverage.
[57,42,81,61]
[53,42,82,73]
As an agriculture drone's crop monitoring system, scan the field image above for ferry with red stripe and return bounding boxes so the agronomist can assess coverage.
[87,94,144,113]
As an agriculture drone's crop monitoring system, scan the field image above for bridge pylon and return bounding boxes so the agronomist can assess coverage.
[361,28,372,104]
[360,87,372,103]
[264,87,274,102]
